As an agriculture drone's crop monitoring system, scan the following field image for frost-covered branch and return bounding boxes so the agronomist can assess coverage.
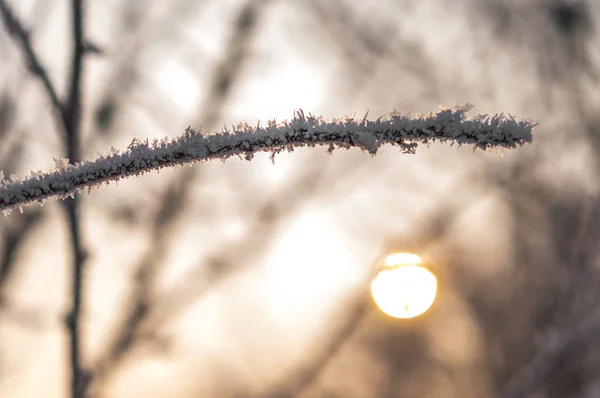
[0,104,536,215]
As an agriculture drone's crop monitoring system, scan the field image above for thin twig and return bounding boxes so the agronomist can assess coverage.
[63,1,87,398]
[64,0,84,161]
[0,105,536,215]
[0,0,65,134]
[64,197,88,398]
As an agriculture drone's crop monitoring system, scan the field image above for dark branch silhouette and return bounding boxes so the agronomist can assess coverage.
[0,0,65,138]
[63,1,87,397]
[0,0,89,397]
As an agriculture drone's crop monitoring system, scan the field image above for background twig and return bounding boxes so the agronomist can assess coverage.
[63,1,87,397]
[0,0,65,137]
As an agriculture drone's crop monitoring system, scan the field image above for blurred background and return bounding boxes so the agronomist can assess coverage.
[0,0,599,397]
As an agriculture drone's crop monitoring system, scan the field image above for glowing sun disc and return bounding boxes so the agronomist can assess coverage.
[371,253,437,319]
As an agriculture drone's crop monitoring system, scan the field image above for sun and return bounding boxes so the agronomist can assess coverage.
[371,252,437,319]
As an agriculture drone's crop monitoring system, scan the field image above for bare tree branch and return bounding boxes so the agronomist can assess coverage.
[1,0,91,396]
[499,305,600,398]
[0,0,65,136]
[63,1,87,397]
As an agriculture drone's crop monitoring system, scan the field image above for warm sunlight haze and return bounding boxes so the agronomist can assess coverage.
[371,253,438,319]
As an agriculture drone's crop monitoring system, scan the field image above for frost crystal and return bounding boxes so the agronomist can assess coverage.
[0,104,536,215]
[53,157,70,170]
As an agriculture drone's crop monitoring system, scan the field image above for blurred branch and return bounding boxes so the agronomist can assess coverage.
[89,170,324,398]
[468,148,600,396]
[0,120,48,329]
[145,162,324,330]
[201,0,270,128]
[0,209,43,288]
[264,291,369,398]
[0,139,28,275]
[1,3,89,397]
[499,304,600,398]
[92,0,211,136]
[0,0,65,137]
[300,0,439,103]
[1,0,90,395]
[497,192,600,397]
[550,195,600,326]
[91,160,324,393]
[89,175,188,389]
[0,208,45,331]
[63,1,87,398]
[64,0,84,154]
[90,2,272,394]
[0,104,536,215]
[0,92,16,141]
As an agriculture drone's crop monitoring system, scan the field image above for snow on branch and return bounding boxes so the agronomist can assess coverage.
[0,104,536,215]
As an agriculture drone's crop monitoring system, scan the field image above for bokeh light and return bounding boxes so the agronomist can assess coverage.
[371,252,437,319]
